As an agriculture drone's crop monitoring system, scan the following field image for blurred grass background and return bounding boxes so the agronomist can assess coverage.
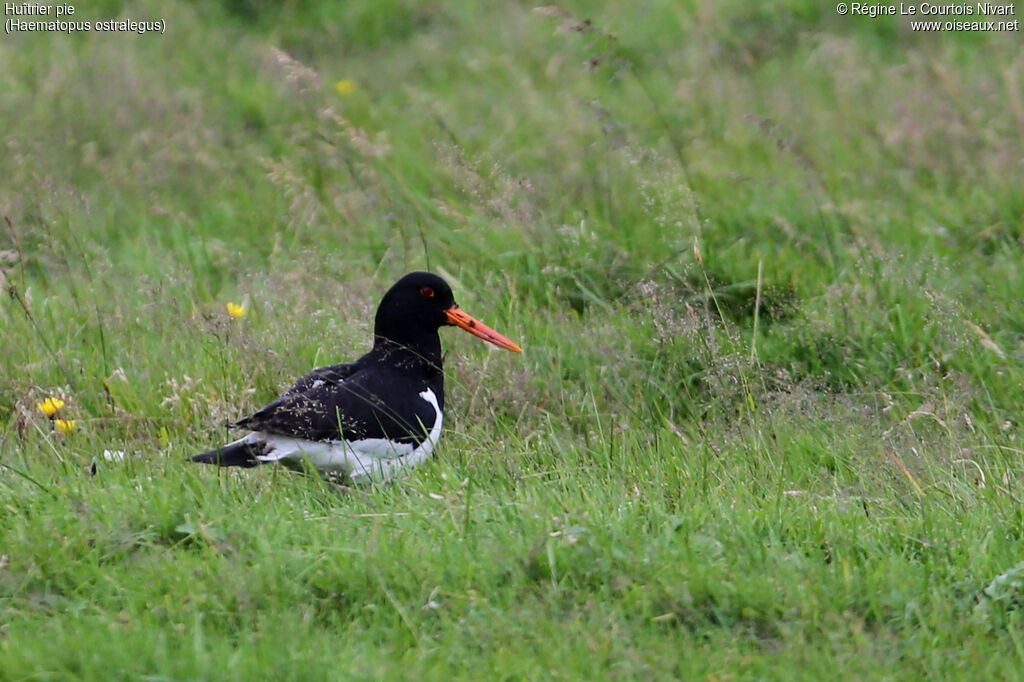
[1,0,1023,678]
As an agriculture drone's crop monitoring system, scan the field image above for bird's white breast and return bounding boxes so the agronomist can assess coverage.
[249,388,443,485]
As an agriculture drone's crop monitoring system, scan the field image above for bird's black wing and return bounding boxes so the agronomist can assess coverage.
[281,362,359,396]
[231,367,436,445]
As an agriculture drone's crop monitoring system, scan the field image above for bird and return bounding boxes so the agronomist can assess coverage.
[190,271,522,484]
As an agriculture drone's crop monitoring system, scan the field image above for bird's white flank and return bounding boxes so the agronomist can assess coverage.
[245,388,443,484]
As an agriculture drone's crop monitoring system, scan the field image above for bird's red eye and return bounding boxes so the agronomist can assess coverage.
[420,286,435,298]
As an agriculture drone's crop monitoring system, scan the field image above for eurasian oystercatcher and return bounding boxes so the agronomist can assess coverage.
[190,271,522,484]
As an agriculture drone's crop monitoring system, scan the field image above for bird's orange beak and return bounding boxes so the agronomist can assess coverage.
[445,307,523,353]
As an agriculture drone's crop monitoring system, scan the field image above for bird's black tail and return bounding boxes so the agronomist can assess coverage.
[189,440,264,468]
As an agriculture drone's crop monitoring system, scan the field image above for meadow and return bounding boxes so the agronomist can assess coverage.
[1,0,1023,678]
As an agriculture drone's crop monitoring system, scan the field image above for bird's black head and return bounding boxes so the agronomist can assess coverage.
[373,271,522,356]
[375,272,456,338]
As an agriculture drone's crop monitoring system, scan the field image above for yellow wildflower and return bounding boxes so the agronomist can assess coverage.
[54,419,76,435]
[38,397,65,418]
[226,302,246,319]
[335,79,355,96]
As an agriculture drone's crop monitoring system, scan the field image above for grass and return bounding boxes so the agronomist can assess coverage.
[1,0,1023,678]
